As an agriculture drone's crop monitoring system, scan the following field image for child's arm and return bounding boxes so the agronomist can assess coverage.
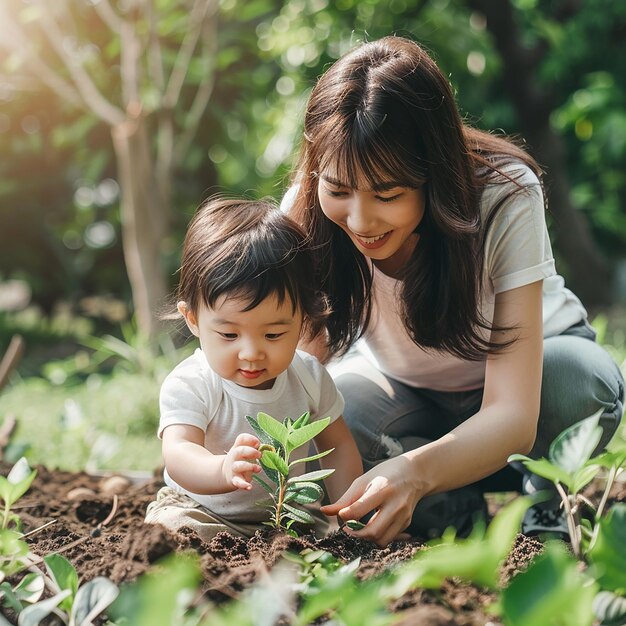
[162,425,262,494]
[313,416,363,506]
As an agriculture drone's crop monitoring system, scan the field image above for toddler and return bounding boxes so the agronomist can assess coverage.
[145,197,363,540]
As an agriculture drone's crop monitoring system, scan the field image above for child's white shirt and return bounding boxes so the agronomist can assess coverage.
[158,349,344,522]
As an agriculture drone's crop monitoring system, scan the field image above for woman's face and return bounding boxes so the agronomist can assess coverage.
[317,170,425,275]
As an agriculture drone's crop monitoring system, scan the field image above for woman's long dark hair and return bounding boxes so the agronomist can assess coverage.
[289,35,544,360]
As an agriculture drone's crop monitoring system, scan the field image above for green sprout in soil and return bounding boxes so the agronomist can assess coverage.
[246,411,334,535]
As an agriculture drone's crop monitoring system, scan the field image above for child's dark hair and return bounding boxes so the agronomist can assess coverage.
[177,196,329,338]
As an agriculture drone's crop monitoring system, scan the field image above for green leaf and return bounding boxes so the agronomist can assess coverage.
[260,450,289,477]
[44,554,78,612]
[6,458,32,485]
[549,408,604,474]
[18,590,73,626]
[500,542,597,626]
[287,468,335,484]
[245,415,276,447]
[592,450,626,471]
[0,469,36,510]
[344,520,366,531]
[508,455,573,488]
[257,412,289,448]
[281,503,316,525]
[287,417,331,451]
[388,497,530,595]
[107,554,200,626]
[572,464,602,494]
[70,577,119,626]
[0,529,29,574]
[0,581,23,613]
[286,483,324,504]
[252,474,275,493]
[292,412,310,430]
[289,448,334,468]
[588,503,626,594]
[13,573,44,604]
[592,591,626,626]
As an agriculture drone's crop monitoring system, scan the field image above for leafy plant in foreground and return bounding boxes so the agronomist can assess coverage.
[509,408,625,559]
[0,460,119,625]
[0,457,36,531]
[246,411,334,535]
[509,409,626,626]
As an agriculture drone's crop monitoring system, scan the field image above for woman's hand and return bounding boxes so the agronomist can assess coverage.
[321,455,426,546]
[222,433,262,490]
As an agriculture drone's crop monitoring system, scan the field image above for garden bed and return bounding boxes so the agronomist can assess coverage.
[5,462,580,625]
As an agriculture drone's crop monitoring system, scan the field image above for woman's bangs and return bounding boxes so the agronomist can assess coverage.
[318,118,425,189]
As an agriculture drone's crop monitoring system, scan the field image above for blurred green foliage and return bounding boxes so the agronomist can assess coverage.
[1,0,625,315]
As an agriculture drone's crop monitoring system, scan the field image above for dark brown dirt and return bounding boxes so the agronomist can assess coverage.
[9,463,621,625]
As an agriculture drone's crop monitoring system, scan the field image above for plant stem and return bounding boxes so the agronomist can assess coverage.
[2,504,9,530]
[275,475,285,529]
[588,464,618,552]
[555,482,580,558]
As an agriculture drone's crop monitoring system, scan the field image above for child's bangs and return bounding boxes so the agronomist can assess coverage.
[234,271,300,314]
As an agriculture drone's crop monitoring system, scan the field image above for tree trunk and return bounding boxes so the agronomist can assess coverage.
[111,116,168,338]
[467,0,612,306]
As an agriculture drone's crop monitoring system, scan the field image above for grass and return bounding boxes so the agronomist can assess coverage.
[0,310,624,473]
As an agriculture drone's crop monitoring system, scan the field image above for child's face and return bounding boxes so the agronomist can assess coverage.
[179,293,303,390]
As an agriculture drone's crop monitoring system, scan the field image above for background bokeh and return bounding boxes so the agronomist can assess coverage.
[0,0,625,470]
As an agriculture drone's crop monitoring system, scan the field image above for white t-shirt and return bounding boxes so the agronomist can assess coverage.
[158,349,344,522]
[359,164,588,391]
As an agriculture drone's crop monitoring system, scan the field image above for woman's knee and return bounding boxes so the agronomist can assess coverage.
[537,336,624,453]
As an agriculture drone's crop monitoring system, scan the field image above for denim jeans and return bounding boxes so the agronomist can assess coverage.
[331,321,625,538]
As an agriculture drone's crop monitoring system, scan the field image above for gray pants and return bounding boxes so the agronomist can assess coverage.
[332,321,625,538]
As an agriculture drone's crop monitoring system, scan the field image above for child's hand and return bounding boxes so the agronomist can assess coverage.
[222,433,262,490]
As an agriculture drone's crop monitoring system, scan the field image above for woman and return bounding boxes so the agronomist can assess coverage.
[285,35,624,546]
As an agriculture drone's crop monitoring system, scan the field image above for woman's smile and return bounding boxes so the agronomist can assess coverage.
[352,230,393,249]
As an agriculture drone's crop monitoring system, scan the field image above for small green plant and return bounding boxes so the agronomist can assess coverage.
[508,408,625,559]
[509,409,626,626]
[0,457,36,531]
[246,411,335,535]
[0,460,119,625]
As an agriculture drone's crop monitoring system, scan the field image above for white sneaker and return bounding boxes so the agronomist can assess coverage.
[522,505,570,541]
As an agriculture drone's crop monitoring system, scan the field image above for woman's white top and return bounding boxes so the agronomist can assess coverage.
[359,165,587,391]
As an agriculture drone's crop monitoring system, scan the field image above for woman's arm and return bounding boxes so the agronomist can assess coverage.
[322,280,544,545]
[313,416,363,504]
[162,424,261,494]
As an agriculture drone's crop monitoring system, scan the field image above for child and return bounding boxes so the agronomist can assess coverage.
[145,197,363,540]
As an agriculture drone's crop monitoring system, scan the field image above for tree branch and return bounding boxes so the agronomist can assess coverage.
[0,8,84,107]
[173,14,218,162]
[120,18,141,110]
[145,0,165,94]
[162,0,217,109]
[91,0,123,33]
[36,1,125,125]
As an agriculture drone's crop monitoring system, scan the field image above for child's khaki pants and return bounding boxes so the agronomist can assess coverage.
[145,487,329,541]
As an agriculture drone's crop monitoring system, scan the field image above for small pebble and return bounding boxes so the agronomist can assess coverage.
[67,487,97,501]
[99,475,131,495]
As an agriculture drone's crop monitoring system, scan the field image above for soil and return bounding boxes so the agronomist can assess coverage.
[6,463,625,625]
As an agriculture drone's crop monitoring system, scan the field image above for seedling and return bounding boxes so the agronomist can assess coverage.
[0,457,37,531]
[246,411,335,535]
[509,408,626,559]
[509,409,626,626]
